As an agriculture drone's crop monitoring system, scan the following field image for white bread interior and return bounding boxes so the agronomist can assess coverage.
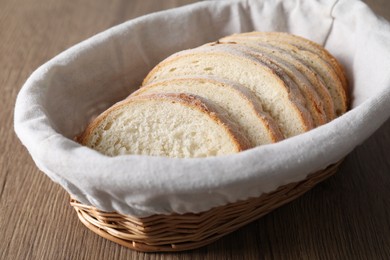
[133,76,284,146]
[79,93,250,158]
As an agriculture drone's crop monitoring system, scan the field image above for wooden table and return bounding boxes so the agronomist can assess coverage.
[1,0,389,259]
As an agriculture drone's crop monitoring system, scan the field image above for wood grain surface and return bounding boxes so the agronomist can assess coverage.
[1,0,389,259]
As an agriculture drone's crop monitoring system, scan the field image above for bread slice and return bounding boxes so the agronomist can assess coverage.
[222,32,348,116]
[206,42,327,126]
[215,39,336,121]
[266,41,347,116]
[227,31,349,94]
[133,76,284,146]
[78,93,250,158]
[142,45,314,138]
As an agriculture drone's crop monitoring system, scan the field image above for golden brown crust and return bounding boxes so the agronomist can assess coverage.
[230,31,348,86]
[226,31,349,113]
[215,38,335,123]
[213,41,327,126]
[271,32,349,91]
[275,32,349,109]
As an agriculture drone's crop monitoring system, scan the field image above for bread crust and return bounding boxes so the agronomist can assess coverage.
[215,38,335,123]
[210,42,327,126]
[224,32,348,113]
[228,32,348,91]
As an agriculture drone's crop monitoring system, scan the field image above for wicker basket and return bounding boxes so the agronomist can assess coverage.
[70,160,342,252]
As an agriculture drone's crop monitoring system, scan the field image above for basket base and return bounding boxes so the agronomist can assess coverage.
[70,160,343,252]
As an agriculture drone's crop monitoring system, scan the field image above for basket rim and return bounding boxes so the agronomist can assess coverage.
[70,160,343,252]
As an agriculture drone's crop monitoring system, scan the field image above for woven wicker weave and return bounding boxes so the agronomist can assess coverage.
[70,160,342,252]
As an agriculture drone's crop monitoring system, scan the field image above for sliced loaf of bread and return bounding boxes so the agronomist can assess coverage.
[214,39,336,121]
[142,45,314,138]
[221,33,348,115]
[265,41,347,116]
[79,93,250,158]
[226,31,348,94]
[79,31,349,158]
[206,42,327,126]
[133,76,284,146]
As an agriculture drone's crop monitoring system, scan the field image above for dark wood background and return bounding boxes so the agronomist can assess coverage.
[1,0,389,259]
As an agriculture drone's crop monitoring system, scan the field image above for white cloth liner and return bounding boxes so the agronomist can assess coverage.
[14,0,390,217]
